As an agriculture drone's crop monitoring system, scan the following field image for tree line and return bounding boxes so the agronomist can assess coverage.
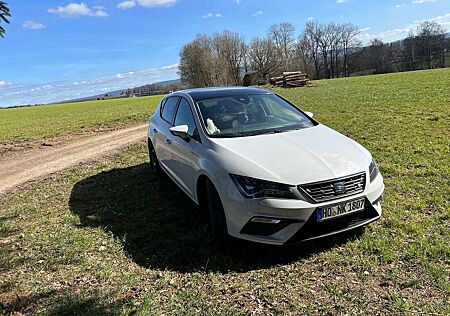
[361,22,448,74]
[179,20,449,87]
[127,81,185,96]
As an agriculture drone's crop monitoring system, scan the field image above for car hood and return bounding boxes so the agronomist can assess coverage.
[210,124,371,185]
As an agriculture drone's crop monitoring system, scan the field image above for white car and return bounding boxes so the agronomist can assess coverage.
[147,87,384,245]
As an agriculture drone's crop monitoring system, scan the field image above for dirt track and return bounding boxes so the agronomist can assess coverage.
[0,124,148,194]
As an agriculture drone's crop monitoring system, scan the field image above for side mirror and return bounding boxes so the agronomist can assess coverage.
[305,111,314,118]
[170,125,189,139]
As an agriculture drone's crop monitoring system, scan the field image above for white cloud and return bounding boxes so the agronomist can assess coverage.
[412,0,435,3]
[252,11,264,17]
[415,12,450,28]
[360,12,449,44]
[23,20,46,30]
[48,3,108,18]
[115,71,135,79]
[117,1,136,9]
[0,81,12,89]
[358,31,377,43]
[396,4,406,8]
[0,63,180,107]
[117,0,177,9]
[336,0,346,3]
[360,27,371,32]
[359,27,414,44]
[136,0,178,8]
[378,27,414,39]
[202,13,222,19]
[161,63,179,70]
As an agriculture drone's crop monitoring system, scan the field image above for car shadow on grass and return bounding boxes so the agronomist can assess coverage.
[69,163,361,273]
[0,288,120,316]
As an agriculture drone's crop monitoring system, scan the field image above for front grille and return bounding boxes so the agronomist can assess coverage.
[299,172,366,203]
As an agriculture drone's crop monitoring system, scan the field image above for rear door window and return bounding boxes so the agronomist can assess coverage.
[161,97,180,124]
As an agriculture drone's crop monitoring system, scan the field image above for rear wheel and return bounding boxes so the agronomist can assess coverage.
[205,180,228,242]
[148,138,160,174]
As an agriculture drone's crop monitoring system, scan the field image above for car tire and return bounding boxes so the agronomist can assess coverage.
[206,180,228,242]
[148,138,160,174]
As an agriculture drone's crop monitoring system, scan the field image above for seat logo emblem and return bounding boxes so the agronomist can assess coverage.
[333,182,346,194]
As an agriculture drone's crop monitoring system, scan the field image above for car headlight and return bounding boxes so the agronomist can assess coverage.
[369,159,379,182]
[230,174,297,199]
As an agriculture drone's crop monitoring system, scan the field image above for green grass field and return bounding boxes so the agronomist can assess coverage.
[0,68,449,315]
[0,96,161,143]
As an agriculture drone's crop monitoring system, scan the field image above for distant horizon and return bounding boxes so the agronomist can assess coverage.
[0,77,181,109]
[0,0,449,107]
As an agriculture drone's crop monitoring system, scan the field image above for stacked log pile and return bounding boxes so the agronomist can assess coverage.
[268,71,309,88]
[257,79,268,86]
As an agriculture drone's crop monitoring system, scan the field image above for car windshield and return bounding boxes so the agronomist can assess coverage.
[196,94,315,138]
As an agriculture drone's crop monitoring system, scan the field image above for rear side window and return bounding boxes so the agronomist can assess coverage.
[161,97,180,124]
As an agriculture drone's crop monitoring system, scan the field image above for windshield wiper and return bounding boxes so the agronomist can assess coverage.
[250,129,285,136]
[216,128,296,138]
[260,127,303,135]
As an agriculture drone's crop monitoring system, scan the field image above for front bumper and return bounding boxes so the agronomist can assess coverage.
[215,172,385,245]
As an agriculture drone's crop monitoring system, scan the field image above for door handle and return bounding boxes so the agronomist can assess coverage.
[165,139,172,145]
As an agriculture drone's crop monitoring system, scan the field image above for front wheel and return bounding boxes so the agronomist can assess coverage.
[206,180,228,242]
[148,138,160,174]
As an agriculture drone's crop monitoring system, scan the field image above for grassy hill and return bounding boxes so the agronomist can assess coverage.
[0,95,162,143]
[0,68,449,315]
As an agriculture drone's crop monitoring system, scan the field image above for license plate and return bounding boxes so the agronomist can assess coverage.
[316,198,365,222]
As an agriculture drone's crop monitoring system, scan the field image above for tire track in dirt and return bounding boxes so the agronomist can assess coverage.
[0,124,148,194]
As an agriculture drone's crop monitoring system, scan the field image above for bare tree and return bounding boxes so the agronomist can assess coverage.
[212,31,246,86]
[367,38,391,73]
[300,20,322,79]
[318,23,331,79]
[326,23,343,78]
[179,35,215,87]
[0,1,11,38]
[401,32,417,71]
[179,31,246,87]
[416,21,447,69]
[268,22,296,70]
[297,21,361,79]
[248,37,282,79]
[295,37,314,77]
[341,23,361,77]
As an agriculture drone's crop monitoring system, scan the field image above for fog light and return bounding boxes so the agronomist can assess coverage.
[251,217,282,224]
[243,217,300,236]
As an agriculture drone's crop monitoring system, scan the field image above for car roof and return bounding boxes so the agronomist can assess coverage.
[177,87,273,101]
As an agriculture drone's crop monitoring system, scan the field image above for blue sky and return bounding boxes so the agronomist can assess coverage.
[0,0,449,107]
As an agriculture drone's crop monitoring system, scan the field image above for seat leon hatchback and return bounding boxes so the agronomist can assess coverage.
[147,87,384,245]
